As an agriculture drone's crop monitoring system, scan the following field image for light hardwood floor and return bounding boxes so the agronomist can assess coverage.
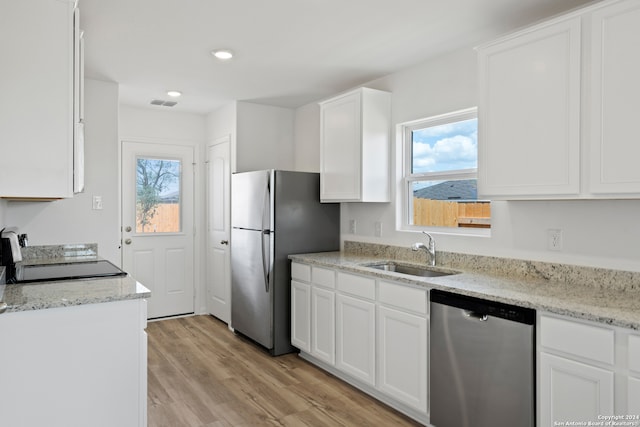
[147,315,423,427]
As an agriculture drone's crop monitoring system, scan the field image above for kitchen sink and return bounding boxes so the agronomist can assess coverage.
[363,262,459,278]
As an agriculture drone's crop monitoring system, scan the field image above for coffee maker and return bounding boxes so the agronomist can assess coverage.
[0,228,25,282]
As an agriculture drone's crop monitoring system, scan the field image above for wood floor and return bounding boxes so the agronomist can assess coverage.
[147,315,423,427]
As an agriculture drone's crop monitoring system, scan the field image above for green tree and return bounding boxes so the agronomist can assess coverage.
[136,158,179,232]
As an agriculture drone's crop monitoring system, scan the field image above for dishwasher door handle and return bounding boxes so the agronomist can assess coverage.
[463,309,488,322]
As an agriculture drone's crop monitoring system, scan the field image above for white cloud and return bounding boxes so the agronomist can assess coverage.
[413,134,477,172]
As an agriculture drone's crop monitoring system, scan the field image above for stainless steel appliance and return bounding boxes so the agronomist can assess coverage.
[430,289,535,427]
[231,170,339,356]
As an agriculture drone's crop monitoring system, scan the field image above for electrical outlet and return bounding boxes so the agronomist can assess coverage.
[349,219,357,234]
[547,229,563,251]
[374,221,382,237]
[92,195,103,210]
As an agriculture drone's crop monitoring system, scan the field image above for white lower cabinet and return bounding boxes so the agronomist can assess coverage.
[311,286,335,364]
[539,313,640,424]
[629,334,640,414]
[336,293,376,386]
[539,352,614,424]
[377,305,427,412]
[629,377,640,413]
[290,262,429,424]
[291,279,311,352]
[0,299,148,427]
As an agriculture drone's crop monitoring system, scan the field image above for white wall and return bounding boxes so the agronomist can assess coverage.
[205,101,295,172]
[0,200,7,231]
[293,103,321,173]
[235,102,294,172]
[5,79,121,264]
[295,47,640,272]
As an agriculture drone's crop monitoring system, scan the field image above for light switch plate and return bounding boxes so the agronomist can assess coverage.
[92,195,103,210]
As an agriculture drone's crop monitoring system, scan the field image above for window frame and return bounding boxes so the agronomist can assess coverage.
[400,107,489,235]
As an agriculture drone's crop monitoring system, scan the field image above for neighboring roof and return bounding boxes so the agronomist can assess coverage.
[413,179,477,201]
[160,191,180,203]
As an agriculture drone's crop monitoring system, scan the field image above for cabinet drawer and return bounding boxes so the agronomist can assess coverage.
[540,315,614,365]
[378,281,427,314]
[337,272,375,300]
[291,263,311,282]
[312,267,335,289]
[629,334,640,374]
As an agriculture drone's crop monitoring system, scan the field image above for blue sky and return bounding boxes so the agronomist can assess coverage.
[412,118,478,173]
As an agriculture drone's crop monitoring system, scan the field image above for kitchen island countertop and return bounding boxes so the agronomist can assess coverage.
[289,250,640,331]
[2,274,150,313]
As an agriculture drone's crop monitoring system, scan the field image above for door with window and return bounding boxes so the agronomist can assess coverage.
[122,141,195,319]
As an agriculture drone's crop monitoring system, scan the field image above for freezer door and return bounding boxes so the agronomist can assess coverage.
[231,227,273,349]
[231,170,272,231]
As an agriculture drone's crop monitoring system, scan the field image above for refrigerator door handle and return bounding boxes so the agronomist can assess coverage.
[261,230,271,292]
[260,171,271,293]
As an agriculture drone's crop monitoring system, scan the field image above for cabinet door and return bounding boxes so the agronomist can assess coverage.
[291,280,311,352]
[478,17,581,198]
[336,293,376,386]
[0,0,75,198]
[311,286,335,365]
[377,306,427,413]
[589,0,640,195]
[320,91,362,201]
[629,377,640,414]
[539,353,614,425]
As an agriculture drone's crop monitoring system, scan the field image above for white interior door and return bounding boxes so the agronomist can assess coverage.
[122,140,195,319]
[206,137,231,323]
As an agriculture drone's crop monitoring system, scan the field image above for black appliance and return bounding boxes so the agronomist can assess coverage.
[15,260,127,283]
[0,228,127,284]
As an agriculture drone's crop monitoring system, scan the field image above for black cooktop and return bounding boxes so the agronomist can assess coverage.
[16,260,127,283]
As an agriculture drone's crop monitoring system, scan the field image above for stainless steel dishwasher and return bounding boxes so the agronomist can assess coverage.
[430,289,535,427]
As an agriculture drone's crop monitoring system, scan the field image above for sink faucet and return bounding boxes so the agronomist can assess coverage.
[412,231,436,267]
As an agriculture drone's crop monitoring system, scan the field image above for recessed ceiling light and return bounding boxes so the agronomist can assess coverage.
[167,90,182,97]
[211,49,233,60]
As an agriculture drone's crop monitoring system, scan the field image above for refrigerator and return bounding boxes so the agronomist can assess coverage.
[231,170,340,356]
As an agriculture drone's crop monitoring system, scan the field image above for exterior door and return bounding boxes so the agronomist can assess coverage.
[122,140,195,319]
[206,137,231,323]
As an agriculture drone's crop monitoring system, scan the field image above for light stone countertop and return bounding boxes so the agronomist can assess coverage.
[2,274,150,313]
[2,245,150,313]
[289,250,640,331]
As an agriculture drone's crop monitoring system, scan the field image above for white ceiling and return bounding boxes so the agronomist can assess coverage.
[81,0,595,114]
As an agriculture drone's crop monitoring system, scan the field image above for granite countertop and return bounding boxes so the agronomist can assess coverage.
[1,244,150,313]
[2,275,150,313]
[289,250,640,331]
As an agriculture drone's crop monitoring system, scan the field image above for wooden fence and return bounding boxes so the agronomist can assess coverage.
[137,203,180,233]
[413,198,491,228]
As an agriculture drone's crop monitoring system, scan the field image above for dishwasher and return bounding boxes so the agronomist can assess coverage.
[430,289,535,427]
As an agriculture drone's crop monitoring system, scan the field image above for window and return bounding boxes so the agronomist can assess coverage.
[136,157,182,233]
[402,107,490,230]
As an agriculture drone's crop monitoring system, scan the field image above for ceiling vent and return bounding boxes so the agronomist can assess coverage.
[150,99,177,107]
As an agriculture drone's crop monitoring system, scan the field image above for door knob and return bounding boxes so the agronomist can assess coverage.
[125,226,132,232]
[124,238,132,245]
[220,240,229,245]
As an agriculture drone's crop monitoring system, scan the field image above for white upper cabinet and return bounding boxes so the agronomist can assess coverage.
[478,0,640,199]
[319,88,391,202]
[0,0,77,199]
[588,0,640,196]
[478,17,582,199]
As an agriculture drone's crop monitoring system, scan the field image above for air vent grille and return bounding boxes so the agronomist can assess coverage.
[150,99,177,107]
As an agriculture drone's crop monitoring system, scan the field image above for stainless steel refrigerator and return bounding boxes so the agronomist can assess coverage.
[231,170,340,355]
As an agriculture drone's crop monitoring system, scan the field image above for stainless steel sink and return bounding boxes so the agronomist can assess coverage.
[364,262,459,278]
